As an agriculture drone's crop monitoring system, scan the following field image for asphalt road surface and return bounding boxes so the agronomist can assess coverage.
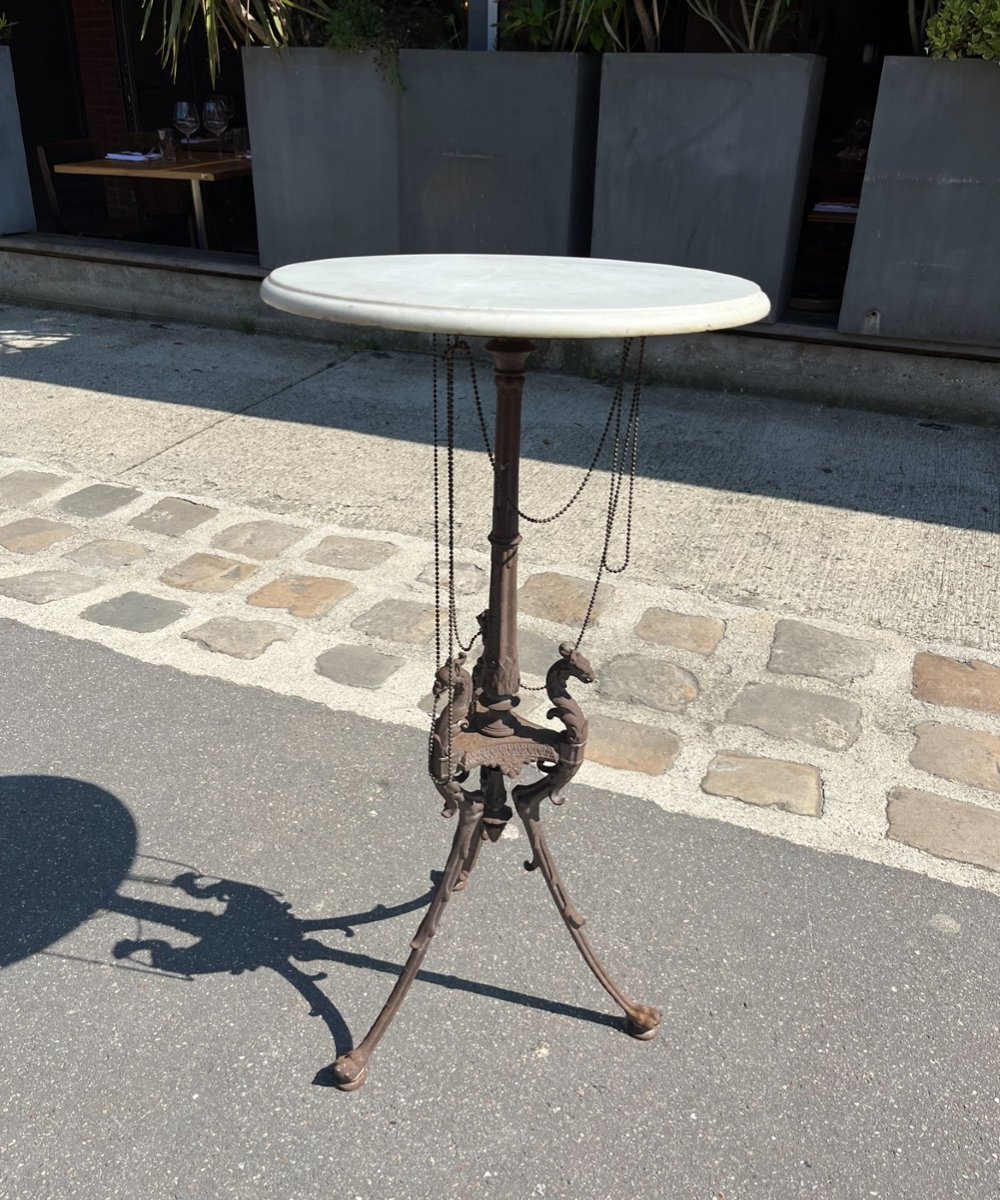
[1,620,999,1200]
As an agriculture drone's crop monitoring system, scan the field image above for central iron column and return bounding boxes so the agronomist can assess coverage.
[475,338,535,736]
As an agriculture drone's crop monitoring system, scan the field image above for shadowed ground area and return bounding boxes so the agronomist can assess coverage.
[0,775,136,967]
[1,620,999,1199]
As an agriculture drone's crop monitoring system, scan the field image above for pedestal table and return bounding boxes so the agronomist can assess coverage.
[261,255,770,1092]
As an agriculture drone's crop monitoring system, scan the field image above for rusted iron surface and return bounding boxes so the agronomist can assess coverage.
[332,338,658,1092]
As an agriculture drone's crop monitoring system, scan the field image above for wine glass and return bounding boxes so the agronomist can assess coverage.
[202,98,230,148]
[173,101,200,154]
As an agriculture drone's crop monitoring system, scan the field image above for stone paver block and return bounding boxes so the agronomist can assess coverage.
[351,599,439,644]
[512,692,544,720]
[912,652,1000,716]
[315,645,404,688]
[57,483,141,519]
[183,617,293,660]
[0,517,76,554]
[129,497,218,537]
[81,591,189,633]
[518,572,612,627]
[64,540,149,569]
[598,654,699,714]
[307,534,399,572]
[726,683,862,750]
[635,608,725,656]
[887,786,1000,873]
[161,553,257,594]
[586,715,681,775]
[519,629,561,679]
[416,560,485,595]
[246,574,353,619]
[910,722,1000,794]
[0,570,97,604]
[702,752,823,817]
[0,469,67,504]
[210,520,306,561]
[768,619,876,685]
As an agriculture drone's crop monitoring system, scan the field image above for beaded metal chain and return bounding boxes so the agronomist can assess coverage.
[428,335,645,767]
[429,334,475,780]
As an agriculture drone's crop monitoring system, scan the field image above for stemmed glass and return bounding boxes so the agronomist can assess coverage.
[202,98,231,149]
[173,101,200,156]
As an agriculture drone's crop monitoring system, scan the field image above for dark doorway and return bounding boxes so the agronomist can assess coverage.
[110,6,256,253]
[111,0,247,133]
[787,0,913,318]
[5,0,87,216]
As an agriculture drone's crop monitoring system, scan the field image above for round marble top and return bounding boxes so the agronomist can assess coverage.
[260,255,770,339]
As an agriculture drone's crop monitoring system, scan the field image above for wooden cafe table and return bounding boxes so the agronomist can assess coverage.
[53,151,252,250]
[261,254,770,1091]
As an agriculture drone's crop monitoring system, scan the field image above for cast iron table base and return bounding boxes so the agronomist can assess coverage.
[331,339,661,1093]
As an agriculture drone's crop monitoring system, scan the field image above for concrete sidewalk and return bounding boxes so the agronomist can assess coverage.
[1,303,997,646]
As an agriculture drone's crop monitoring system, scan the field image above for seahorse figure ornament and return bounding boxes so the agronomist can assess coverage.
[428,651,475,816]
[429,638,595,818]
[513,641,594,808]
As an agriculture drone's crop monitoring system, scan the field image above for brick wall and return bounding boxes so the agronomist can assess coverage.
[69,0,134,216]
[70,0,128,141]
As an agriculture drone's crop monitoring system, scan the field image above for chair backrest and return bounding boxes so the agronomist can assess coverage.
[35,139,100,229]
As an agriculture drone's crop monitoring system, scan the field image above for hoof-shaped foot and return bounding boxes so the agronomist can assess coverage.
[331,1053,369,1093]
[624,1005,662,1041]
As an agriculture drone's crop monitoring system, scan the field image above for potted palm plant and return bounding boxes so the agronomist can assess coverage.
[838,0,1000,347]
[590,0,825,322]
[0,13,35,236]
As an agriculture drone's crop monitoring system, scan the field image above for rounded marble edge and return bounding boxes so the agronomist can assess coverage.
[259,263,772,339]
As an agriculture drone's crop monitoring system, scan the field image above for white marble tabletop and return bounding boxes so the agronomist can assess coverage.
[260,254,770,339]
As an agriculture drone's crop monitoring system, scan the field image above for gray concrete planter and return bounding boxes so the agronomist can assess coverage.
[398,50,599,256]
[839,58,1000,348]
[591,54,824,322]
[0,47,35,236]
[243,48,400,269]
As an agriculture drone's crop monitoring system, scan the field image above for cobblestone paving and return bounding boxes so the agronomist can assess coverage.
[2,452,1000,897]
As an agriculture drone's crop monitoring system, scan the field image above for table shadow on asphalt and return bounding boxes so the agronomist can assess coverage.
[0,776,619,1087]
[0,774,137,967]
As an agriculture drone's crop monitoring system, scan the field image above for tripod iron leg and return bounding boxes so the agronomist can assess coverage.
[331,795,485,1092]
[515,794,661,1040]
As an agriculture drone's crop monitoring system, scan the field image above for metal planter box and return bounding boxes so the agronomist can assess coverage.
[591,53,824,322]
[398,50,600,256]
[243,48,400,269]
[0,46,35,236]
[839,58,1000,348]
